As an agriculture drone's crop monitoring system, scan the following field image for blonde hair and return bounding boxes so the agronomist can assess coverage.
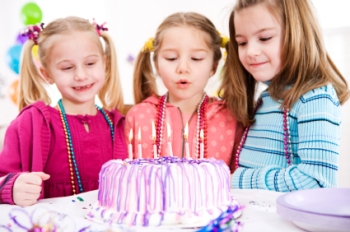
[220,0,350,126]
[133,12,224,104]
[19,16,124,111]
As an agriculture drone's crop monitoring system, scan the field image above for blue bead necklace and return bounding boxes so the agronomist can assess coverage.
[57,99,114,194]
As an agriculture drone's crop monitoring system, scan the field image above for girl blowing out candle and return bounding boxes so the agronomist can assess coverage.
[124,12,243,168]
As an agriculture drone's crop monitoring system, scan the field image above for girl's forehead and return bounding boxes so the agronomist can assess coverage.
[45,32,103,63]
[234,5,281,33]
[159,26,212,49]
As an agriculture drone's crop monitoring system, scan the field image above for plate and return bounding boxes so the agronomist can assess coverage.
[276,188,350,232]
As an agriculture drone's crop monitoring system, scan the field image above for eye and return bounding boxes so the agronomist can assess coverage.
[87,62,95,66]
[192,58,203,61]
[165,57,177,61]
[237,41,247,46]
[62,66,72,70]
[260,37,272,42]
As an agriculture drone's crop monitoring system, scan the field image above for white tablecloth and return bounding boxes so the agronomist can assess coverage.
[0,189,302,231]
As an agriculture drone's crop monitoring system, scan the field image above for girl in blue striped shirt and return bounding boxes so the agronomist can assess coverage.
[220,0,349,191]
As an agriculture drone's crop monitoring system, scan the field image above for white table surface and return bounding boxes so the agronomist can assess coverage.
[0,189,303,231]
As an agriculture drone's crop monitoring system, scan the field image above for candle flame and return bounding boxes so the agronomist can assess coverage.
[200,129,204,140]
[152,121,156,141]
[167,123,171,139]
[129,129,133,143]
[138,127,141,142]
[184,123,188,139]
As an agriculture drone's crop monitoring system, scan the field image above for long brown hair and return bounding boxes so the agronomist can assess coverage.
[133,12,224,104]
[19,16,124,111]
[220,0,349,126]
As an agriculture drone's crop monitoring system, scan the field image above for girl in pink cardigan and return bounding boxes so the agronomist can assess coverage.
[126,12,243,170]
[0,17,127,206]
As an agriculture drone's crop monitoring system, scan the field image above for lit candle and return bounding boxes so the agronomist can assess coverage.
[138,127,142,159]
[200,129,204,159]
[184,123,190,159]
[167,123,173,157]
[152,121,157,158]
[128,129,133,160]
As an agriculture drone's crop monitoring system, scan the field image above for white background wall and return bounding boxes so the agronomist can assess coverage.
[0,0,349,187]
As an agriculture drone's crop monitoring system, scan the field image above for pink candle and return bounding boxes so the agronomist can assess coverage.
[128,129,133,160]
[152,121,157,158]
[184,123,190,159]
[185,142,190,159]
[200,129,204,159]
[167,123,173,157]
[138,127,142,159]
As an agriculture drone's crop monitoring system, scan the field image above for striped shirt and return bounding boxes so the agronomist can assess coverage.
[231,84,341,191]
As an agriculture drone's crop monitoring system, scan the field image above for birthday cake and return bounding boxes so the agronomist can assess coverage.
[87,157,240,227]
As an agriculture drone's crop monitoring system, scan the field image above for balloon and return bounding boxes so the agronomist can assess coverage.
[6,45,23,74]
[21,2,43,26]
[8,79,19,105]
[16,32,28,44]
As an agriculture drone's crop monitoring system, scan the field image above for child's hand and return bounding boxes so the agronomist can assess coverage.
[13,172,50,206]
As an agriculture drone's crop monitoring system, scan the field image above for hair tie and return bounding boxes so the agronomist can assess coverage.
[93,19,108,36]
[217,31,229,48]
[22,23,45,45]
[142,37,154,52]
[220,35,229,48]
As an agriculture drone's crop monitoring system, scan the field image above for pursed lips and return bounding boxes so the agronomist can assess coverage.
[176,79,190,89]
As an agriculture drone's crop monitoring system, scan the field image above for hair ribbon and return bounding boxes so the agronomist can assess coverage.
[22,23,45,45]
[93,18,108,36]
[142,37,154,52]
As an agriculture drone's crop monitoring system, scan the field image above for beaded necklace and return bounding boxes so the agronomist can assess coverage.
[57,99,114,194]
[235,98,293,169]
[155,93,209,159]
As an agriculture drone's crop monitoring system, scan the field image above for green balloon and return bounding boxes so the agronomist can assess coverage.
[21,2,43,25]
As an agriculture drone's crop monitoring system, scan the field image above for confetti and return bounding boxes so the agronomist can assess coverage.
[77,196,84,202]
[197,205,243,232]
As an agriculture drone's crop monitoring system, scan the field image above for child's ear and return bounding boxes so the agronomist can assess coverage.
[39,67,54,85]
[210,61,219,77]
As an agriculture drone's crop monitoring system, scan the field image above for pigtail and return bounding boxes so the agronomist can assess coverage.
[18,40,50,111]
[219,11,256,126]
[133,48,157,104]
[98,32,124,111]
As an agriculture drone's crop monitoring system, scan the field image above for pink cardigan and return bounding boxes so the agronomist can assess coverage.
[0,101,127,204]
[125,95,243,171]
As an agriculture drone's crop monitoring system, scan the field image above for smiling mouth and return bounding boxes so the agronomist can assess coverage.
[73,83,94,91]
[250,62,267,68]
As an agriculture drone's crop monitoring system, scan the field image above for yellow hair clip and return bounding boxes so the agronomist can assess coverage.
[142,37,154,52]
[217,31,229,48]
[220,35,229,48]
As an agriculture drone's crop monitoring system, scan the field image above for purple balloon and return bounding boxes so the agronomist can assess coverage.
[16,32,28,44]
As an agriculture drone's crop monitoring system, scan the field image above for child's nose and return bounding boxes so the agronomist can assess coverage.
[246,42,261,57]
[176,59,190,74]
[74,66,88,81]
